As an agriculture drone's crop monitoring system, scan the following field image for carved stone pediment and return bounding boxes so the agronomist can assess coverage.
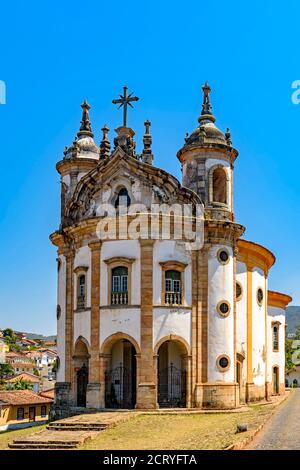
[63,151,202,226]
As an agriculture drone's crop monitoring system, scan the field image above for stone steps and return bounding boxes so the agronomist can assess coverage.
[47,423,107,431]
[9,411,133,450]
[9,442,79,449]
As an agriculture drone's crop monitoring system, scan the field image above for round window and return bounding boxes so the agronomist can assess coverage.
[217,249,229,265]
[257,288,264,306]
[217,301,231,317]
[236,282,242,301]
[217,355,230,371]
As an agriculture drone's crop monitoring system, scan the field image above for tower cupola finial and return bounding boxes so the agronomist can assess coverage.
[78,99,94,138]
[198,82,215,124]
[100,124,111,160]
[141,119,153,165]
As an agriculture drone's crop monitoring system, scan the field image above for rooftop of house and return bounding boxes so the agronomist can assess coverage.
[39,388,55,400]
[6,372,40,383]
[0,390,53,406]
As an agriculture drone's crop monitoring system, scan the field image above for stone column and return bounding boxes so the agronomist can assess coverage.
[86,241,101,408]
[194,245,209,407]
[136,239,156,409]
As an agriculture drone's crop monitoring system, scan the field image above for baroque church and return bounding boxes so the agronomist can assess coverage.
[50,83,291,416]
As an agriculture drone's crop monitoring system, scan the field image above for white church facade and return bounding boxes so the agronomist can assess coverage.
[50,84,291,416]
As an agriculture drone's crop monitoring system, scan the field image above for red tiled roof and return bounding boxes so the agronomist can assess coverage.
[10,363,35,368]
[39,388,55,399]
[6,372,40,383]
[0,390,53,405]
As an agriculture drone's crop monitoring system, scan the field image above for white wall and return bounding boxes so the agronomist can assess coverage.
[100,308,141,348]
[267,306,285,384]
[252,268,266,387]
[73,310,91,346]
[236,261,247,384]
[207,245,234,382]
[100,240,141,306]
[73,245,91,309]
[57,254,66,382]
[153,307,191,348]
[153,240,192,306]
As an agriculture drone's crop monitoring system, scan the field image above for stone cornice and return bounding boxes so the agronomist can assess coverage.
[237,239,275,273]
[268,290,292,309]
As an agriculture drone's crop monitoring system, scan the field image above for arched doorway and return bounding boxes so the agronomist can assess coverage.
[74,337,90,407]
[272,366,279,395]
[105,339,137,409]
[157,340,187,408]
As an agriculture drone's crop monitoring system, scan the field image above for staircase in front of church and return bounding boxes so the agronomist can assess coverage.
[9,412,133,449]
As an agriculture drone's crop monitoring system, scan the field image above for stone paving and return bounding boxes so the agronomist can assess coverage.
[247,389,300,450]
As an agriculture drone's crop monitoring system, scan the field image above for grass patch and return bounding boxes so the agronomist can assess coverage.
[79,404,277,450]
[0,424,47,450]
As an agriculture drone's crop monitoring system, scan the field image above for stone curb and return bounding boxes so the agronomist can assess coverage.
[224,392,290,451]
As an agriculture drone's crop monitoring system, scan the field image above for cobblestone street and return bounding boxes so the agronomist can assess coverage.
[247,390,300,450]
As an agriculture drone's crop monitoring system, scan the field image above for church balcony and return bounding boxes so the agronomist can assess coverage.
[77,295,86,310]
[111,292,128,305]
[165,292,182,306]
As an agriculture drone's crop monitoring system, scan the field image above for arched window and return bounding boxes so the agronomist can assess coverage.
[77,274,86,310]
[212,167,227,204]
[115,188,131,209]
[165,270,182,305]
[111,266,128,305]
[273,325,279,351]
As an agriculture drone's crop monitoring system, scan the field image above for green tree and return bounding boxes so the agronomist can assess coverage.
[6,379,33,391]
[0,363,14,384]
[294,325,300,340]
[285,338,294,370]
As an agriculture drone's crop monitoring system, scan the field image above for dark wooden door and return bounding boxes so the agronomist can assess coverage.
[77,364,88,407]
[29,407,36,422]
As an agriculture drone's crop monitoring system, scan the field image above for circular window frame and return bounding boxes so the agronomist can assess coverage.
[216,354,231,372]
[257,287,264,307]
[217,300,231,317]
[217,249,230,265]
[236,282,243,301]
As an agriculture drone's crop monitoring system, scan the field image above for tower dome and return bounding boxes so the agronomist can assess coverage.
[64,100,99,160]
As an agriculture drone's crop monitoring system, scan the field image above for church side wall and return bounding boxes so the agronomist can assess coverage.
[99,240,141,349]
[267,306,285,390]
[207,244,234,383]
[152,240,192,348]
[251,268,266,397]
[73,245,91,346]
[236,261,247,386]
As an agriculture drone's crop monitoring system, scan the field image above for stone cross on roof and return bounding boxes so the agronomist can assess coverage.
[112,85,139,127]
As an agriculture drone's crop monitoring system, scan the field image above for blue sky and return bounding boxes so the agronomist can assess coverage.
[0,0,299,335]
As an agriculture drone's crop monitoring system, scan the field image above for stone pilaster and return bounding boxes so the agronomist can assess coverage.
[194,245,209,407]
[65,249,75,386]
[136,239,156,409]
[87,240,101,408]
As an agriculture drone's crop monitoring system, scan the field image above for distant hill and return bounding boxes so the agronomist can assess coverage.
[286,306,300,334]
[12,330,56,342]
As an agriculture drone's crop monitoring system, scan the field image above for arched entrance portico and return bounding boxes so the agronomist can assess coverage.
[73,337,90,407]
[155,337,189,408]
[101,333,139,409]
